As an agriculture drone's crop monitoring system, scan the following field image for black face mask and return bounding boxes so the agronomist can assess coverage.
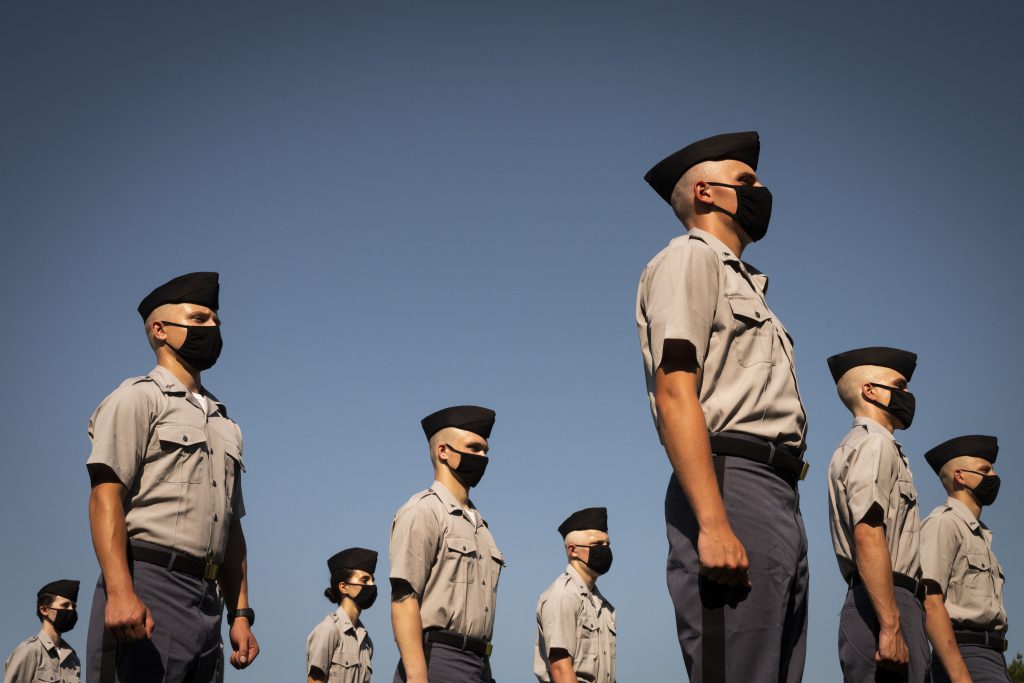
[161,322,223,371]
[579,545,613,575]
[348,583,378,610]
[865,383,916,430]
[46,608,78,633]
[707,182,773,242]
[443,444,489,488]
[962,471,1001,506]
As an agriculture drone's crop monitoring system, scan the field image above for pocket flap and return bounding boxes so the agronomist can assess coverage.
[219,437,245,471]
[489,547,505,566]
[966,553,991,571]
[897,479,918,503]
[726,296,771,324]
[446,537,476,556]
[581,617,600,632]
[156,425,207,448]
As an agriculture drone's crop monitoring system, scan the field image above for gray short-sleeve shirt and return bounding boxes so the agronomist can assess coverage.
[920,498,1007,633]
[86,365,245,563]
[533,566,616,683]
[389,481,504,642]
[3,631,79,683]
[305,607,373,683]
[828,417,922,581]
[636,228,807,450]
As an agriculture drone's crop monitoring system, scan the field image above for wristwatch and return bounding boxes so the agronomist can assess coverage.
[227,608,255,626]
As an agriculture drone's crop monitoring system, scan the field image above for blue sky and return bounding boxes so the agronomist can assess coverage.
[1,1,1022,681]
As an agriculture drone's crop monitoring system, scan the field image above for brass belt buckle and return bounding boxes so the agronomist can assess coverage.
[484,642,493,657]
[203,562,220,581]
[799,460,810,481]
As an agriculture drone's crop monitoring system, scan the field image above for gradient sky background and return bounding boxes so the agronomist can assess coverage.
[2,1,1022,681]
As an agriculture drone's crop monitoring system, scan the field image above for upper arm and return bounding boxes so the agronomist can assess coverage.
[306,623,337,677]
[87,384,154,489]
[920,514,960,595]
[845,438,897,526]
[642,243,719,375]
[538,591,581,658]
[389,503,441,595]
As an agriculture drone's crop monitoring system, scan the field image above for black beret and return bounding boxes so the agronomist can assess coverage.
[558,507,608,538]
[138,272,220,320]
[38,579,79,602]
[924,435,998,474]
[644,131,760,204]
[328,547,378,580]
[421,405,496,440]
[826,347,917,384]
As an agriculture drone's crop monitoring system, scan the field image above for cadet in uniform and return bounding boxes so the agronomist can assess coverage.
[826,347,929,682]
[4,580,81,683]
[389,406,504,683]
[85,272,259,682]
[636,132,810,682]
[921,436,1009,683]
[534,507,616,683]
[306,548,378,683]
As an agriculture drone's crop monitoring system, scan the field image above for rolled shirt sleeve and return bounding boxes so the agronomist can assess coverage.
[920,513,960,595]
[844,435,898,526]
[538,589,582,659]
[87,383,154,488]
[640,238,720,373]
[389,501,442,596]
[305,619,339,677]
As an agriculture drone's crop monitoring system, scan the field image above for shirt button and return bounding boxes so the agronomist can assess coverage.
[482,580,486,585]
[484,607,488,612]
[212,481,217,488]
[183,435,189,442]
[755,312,760,318]
[213,514,218,521]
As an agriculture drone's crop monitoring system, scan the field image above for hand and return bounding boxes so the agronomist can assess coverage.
[875,624,909,671]
[105,590,154,642]
[229,619,260,669]
[697,523,751,587]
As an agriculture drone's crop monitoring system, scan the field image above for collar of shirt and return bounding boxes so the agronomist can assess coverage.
[945,496,983,533]
[430,480,484,527]
[564,565,609,612]
[333,606,357,635]
[148,365,225,417]
[36,630,73,663]
[852,416,903,451]
[687,227,770,295]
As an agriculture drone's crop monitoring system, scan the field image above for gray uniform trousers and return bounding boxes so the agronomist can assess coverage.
[392,642,494,683]
[86,548,223,683]
[665,456,809,683]
[838,584,930,683]
[931,645,1010,683]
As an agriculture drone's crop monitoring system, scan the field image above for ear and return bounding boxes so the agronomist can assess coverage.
[694,180,715,208]
[861,383,876,401]
[151,320,168,341]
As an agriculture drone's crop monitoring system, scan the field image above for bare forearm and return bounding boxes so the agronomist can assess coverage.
[924,594,971,683]
[392,597,428,679]
[218,520,249,612]
[89,483,133,596]
[656,367,728,530]
[853,522,900,628]
[549,656,577,683]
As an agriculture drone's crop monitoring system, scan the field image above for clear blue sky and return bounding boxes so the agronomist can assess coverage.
[2,2,1022,681]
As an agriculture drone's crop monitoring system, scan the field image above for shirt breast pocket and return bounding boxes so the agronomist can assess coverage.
[155,425,208,483]
[577,618,602,670]
[446,536,477,584]
[33,671,59,683]
[726,295,774,367]
[486,547,505,593]
[963,553,993,595]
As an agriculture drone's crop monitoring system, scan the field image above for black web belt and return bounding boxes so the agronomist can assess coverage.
[424,629,493,658]
[849,571,927,602]
[709,432,808,482]
[131,543,220,581]
[953,629,1008,652]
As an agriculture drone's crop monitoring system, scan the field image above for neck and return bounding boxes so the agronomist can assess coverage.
[435,470,470,506]
[855,408,896,434]
[687,216,748,258]
[156,352,202,393]
[341,598,360,624]
[40,620,60,644]
[569,559,598,591]
[951,489,982,520]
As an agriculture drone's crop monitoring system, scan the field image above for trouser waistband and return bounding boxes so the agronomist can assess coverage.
[130,542,220,581]
[953,629,1008,652]
[849,571,927,602]
[709,432,808,482]
[424,629,492,658]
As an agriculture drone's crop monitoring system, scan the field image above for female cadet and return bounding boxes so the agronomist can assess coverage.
[306,548,378,683]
